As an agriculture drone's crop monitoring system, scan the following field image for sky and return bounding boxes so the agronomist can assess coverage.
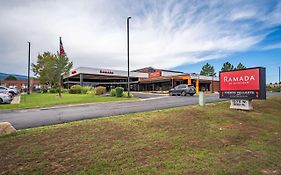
[0,0,281,83]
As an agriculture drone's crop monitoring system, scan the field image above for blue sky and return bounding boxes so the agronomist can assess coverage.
[175,26,281,83]
[0,0,280,83]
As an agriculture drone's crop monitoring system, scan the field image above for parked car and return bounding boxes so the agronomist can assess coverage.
[0,93,13,104]
[0,86,18,96]
[169,84,196,96]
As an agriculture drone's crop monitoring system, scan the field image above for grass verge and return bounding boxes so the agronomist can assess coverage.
[0,93,136,110]
[0,97,280,174]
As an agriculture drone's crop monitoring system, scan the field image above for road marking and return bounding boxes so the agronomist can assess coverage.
[140,96,170,101]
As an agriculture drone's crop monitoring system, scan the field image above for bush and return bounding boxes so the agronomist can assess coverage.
[115,87,124,97]
[267,86,280,92]
[81,86,92,94]
[69,85,82,94]
[95,86,107,95]
[49,87,58,93]
[87,89,95,95]
[61,88,69,94]
[110,89,116,96]
[41,89,48,93]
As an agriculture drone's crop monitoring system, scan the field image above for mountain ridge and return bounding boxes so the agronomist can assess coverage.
[0,72,28,80]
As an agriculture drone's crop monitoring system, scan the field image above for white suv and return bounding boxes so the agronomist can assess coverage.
[0,93,13,104]
[0,86,18,96]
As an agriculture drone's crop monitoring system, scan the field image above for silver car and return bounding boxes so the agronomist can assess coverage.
[0,93,13,104]
[169,84,196,96]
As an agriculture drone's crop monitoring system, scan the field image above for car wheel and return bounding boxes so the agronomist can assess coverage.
[181,91,186,96]
[189,93,195,96]
[0,98,3,104]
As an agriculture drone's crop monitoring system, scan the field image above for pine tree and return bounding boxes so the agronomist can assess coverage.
[221,62,234,72]
[200,63,215,76]
[236,62,246,70]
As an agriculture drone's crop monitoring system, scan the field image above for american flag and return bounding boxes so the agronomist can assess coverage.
[59,37,65,57]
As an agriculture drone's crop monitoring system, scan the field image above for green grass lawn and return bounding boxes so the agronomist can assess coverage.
[0,97,281,174]
[0,93,135,110]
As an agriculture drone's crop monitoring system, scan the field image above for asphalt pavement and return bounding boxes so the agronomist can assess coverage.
[0,92,280,129]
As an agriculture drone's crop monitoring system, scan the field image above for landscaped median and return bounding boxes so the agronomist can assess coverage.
[0,97,281,174]
[0,93,135,110]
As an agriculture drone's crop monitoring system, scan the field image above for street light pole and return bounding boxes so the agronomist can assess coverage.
[127,16,131,98]
[278,66,281,92]
[211,73,214,93]
[27,42,31,95]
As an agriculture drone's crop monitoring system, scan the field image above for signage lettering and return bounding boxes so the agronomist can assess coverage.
[148,71,161,78]
[223,76,255,82]
[100,70,114,74]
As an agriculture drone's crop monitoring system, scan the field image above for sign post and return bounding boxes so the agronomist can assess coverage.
[199,92,205,106]
[219,67,266,110]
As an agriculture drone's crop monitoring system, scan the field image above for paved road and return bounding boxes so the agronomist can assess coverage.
[0,92,280,129]
[131,92,168,99]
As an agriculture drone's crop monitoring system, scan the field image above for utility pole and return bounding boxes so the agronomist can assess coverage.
[27,42,31,95]
[278,66,281,92]
[127,16,131,98]
[211,73,214,93]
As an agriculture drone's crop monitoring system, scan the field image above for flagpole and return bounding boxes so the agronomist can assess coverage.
[27,42,31,95]
[127,17,131,98]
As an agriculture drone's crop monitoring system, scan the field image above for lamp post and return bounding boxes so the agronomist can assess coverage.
[278,66,281,92]
[127,16,131,98]
[211,72,215,93]
[27,42,31,95]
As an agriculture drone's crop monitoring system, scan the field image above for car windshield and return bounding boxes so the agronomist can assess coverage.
[176,85,186,89]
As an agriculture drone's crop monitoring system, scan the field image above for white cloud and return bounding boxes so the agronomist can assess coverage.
[262,43,281,50]
[0,0,281,75]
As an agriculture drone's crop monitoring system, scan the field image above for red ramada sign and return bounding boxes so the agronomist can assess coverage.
[219,67,266,99]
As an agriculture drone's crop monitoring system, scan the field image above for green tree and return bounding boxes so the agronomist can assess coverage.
[235,62,246,70]
[5,75,17,80]
[32,52,72,97]
[221,62,234,72]
[200,63,215,76]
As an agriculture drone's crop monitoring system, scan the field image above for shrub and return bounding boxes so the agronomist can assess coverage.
[267,86,280,92]
[122,91,134,97]
[87,89,95,95]
[95,86,107,95]
[115,87,124,97]
[49,87,58,93]
[81,86,92,94]
[69,85,82,94]
[41,89,48,93]
[61,88,69,94]
[110,89,116,96]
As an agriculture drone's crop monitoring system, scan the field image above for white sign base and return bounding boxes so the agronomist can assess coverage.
[199,92,205,106]
[230,99,253,110]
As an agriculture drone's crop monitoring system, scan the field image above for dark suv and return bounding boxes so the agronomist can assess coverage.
[169,84,196,96]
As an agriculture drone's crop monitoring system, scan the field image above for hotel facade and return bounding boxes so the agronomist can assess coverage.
[63,67,219,93]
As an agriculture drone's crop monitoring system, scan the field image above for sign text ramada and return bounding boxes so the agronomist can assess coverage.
[223,75,255,82]
[219,67,266,100]
[100,70,114,74]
